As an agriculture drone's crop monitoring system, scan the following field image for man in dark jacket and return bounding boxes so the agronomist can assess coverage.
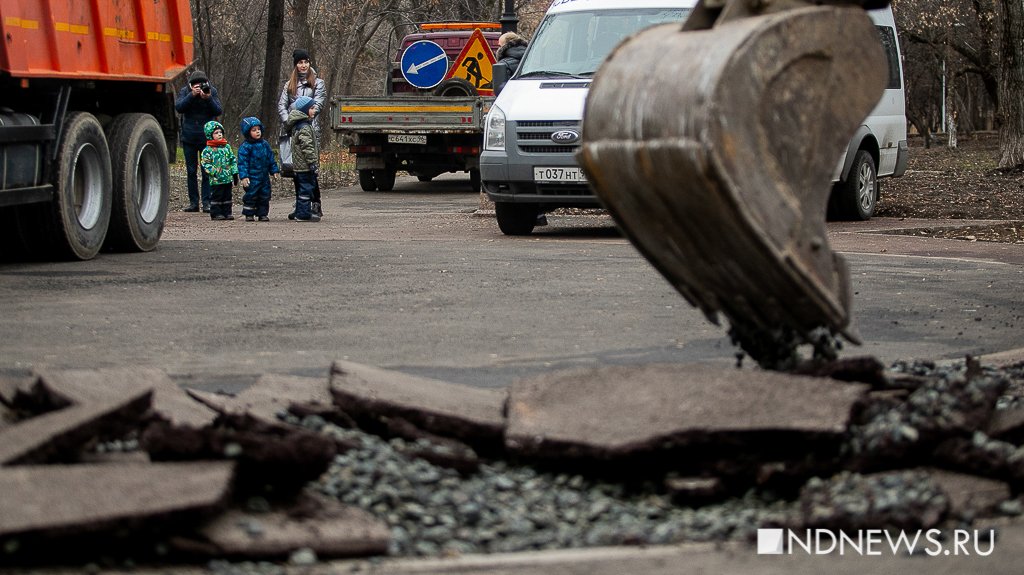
[175,70,223,212]
[495,32,528,90]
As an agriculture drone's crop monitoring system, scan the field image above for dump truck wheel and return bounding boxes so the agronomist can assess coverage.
[833,150,877,221]
[104,114,169,252]
[495,202,537,236]
[40,112,112,260]
[470,169,481,193]
[359,169,377,191]
[434,78,478,97]
[374,168,397,192]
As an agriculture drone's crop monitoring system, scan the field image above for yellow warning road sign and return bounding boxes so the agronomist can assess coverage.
[444,28,497,96]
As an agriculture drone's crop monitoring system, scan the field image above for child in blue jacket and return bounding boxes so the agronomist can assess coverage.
[237,117,280,221]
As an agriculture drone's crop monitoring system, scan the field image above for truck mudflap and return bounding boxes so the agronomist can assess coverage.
[578,1,890,368]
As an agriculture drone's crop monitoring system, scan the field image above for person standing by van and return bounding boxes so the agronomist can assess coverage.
[495,32,528,93]
[175,70,223,212]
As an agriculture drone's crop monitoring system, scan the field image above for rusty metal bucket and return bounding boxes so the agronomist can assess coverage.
[578,5,887,367]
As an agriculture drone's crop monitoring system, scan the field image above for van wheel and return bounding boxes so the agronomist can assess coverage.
[374,168,397,191]
[39,112,112,260]
[359,169,377,191]
[470,169,481,193]
[434,78,478,97]
[495,202,538,236]
[833,150,877,221]
[104,114,169,252]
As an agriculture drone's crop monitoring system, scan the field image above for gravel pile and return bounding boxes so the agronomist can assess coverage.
[288,415,792,557]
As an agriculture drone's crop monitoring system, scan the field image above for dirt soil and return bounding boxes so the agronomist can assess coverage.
[878,132,1024,243]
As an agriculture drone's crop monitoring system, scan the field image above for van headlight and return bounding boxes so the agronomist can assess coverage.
[484,106,506,151]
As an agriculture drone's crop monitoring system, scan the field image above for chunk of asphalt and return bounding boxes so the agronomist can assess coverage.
[928,468,1011,520]
[185,374,335,427]
[178,492,389,559]
[988,407,1024,445]
[0,387,152,465]
[329,361,507,453]
[34,367,217,428]
[0,461,234,539]
[142,413,338,497]
[505,363,868,468]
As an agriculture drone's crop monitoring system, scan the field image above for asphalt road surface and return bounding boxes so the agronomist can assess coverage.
[2,173,1022,394]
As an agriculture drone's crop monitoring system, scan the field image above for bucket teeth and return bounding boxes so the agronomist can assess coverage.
[578,7,886,368]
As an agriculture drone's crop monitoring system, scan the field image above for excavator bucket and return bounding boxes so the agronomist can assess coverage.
[578,4,888,368]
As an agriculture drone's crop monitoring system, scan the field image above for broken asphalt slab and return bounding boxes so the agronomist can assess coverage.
[0,461,234,540]
[172,492,390,559]
[329,360,507,452]
[33,367,218,428]
[185,374,334,427]
[0,385,152,465]
[504,363,868,465]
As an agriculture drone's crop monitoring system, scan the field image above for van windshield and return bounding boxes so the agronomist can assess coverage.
[517,8,691,79]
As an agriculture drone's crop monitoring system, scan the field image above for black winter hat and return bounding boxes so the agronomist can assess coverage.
[188,70,208,85]
[293,49,311,65]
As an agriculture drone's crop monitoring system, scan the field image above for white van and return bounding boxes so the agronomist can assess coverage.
[481,0,698,235]
[829,6,908,220]
[481,1,906,234]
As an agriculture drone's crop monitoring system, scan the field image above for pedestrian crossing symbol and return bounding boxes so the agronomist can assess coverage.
[444,28,497,95]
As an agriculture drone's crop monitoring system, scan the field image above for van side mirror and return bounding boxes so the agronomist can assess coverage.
[493,62,511,96]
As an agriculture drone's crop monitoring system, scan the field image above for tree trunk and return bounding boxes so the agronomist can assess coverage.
[998,0,1024,168]
[293,0,314,61]
[261,0,286,136]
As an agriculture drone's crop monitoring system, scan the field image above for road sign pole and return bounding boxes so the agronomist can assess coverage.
[500,0,518,33]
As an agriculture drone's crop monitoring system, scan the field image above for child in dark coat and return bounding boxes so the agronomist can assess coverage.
[237,117,280,221]
[285,96,321,222]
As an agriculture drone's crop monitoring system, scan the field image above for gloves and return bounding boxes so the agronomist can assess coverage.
[309,163,318,175]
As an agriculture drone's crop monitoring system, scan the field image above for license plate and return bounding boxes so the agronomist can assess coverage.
[388,134,426,144]
[533,166,586,183]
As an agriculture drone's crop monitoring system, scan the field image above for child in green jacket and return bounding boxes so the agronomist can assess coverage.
[200,121,239,220]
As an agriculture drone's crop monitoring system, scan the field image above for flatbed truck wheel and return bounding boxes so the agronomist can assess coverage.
[373,168,397,192]
[358,169,377,191]
[104,113,169,252]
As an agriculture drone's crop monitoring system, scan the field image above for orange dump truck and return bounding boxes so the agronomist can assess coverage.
[1,0,193,260]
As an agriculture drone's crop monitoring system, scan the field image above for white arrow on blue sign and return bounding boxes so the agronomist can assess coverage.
[400,41,449,89]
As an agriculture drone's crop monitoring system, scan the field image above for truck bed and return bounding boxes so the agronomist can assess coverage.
[0,0,192,82]
[331,96,492,133]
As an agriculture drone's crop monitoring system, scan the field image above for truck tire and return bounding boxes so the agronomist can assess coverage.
[495,202,538,236]
[831,150,877,221]
[359,169,377,191]
[374,168,397,192]
[434,78,478,97]
[37,112,112,260]
[104,114,169,252]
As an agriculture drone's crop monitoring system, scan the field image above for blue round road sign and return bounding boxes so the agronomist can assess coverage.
[400,41,449,89]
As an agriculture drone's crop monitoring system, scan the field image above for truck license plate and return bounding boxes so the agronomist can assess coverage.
[533,167,586,183]
[388,134,427,145]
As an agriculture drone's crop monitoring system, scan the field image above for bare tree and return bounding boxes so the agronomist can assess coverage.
[260,0,286,134]
[997,0,1024,167]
